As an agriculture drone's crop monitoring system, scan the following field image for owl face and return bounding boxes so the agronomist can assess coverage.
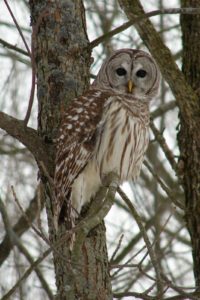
[92,49,160,100]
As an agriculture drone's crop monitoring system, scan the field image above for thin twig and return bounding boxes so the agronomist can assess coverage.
[111,263,139,269]
[3,0,34,125]
[138,204,175,267]
[0,193,44,266]
[151,100,177,119]
[0,38,29,56]
[117,187,164,294]
[1,247,52,300]
[15,235,54,300]
[113,291,155,299]
[0,198,53,300]
[162,274,198,300]
[4,0,31,56]
[11,185,49,245]
[90,8,200,49]
[143,160,184,209]
[150,119,178,175]
[111,244,147,279]
[110,234,124,262]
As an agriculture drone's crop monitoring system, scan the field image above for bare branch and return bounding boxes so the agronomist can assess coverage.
[90,8,200,49]
[162,274,198,300]
[113,291,155,299]
[150,119,179,176]
[0,38,29,56]
[151,100,177,119]
[0,198,53,300]
[0,190,44,266]
[110,234,124,262]
[0,111,53,172]
[4,0,31,56]
[14,235,54,300]
[11,185,49,244]
[118,0,200,125]
[117,187,164,293]
[143,160,184,210]
[3,2,49,126]
[1,247,52,300]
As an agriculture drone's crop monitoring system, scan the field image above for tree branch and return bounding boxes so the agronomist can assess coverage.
[117,187,164,293]
[4,0,31,56]
[1,246,52,300]
[0,38,29,56]
[151,100,177,119]
[143,160,184,210]
[90,8,200,49]
[0,198,53,300]
[118,0,200,126]
[0,111,53,172]
[113,291,155,299]
[150,119,179,176]
[0,190,44,266]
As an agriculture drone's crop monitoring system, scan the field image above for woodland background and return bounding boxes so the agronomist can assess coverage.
[0,0,200,299]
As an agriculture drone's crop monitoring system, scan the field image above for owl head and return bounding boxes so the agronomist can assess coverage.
[92,49,160,100]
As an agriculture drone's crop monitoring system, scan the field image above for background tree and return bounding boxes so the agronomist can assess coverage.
[0,0,200,299]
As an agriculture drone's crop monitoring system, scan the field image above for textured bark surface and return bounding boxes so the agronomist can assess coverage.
[118,0,199,123]
[29,1,112,299]
[180,0,200,288]
[119,0,200,290]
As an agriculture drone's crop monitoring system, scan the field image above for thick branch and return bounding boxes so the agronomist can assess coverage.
[0,111,53,172]
[118,0,200,125]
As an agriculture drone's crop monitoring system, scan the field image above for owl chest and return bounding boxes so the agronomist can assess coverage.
[95,103,149,181]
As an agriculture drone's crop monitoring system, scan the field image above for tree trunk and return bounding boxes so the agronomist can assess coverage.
[180,0,200,289]
[119,0,200,292]
[29,1,112,299]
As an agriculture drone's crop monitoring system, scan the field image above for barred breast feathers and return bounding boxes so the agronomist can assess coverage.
[95,95,150,182]
[54,90,150,225]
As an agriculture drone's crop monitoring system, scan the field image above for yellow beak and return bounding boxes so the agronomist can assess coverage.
[128,80,134,93]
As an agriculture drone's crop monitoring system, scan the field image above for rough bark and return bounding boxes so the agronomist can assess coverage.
[180,0,200,289]
[118,0,199,124]
[118,0,200,290]
[29,1,112,299]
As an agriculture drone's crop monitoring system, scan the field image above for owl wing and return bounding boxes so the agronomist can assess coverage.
[54,89,112,227]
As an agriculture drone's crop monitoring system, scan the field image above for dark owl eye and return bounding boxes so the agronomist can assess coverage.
[116,67,127,76]
[136,69,147,78]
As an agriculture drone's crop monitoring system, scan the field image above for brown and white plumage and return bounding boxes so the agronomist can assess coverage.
[54,49,160,228]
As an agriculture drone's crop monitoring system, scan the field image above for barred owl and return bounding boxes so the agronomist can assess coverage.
[54,49,160,228]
